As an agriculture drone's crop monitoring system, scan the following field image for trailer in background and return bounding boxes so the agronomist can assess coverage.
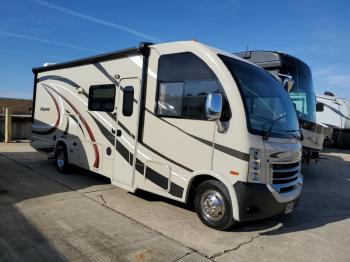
[316,92,350,148]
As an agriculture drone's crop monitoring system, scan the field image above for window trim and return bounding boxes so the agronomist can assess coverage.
[88,84,116,112]
[155,52,231,121]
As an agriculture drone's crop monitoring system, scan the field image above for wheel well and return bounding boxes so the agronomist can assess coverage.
[187,175,219,206]
[55,140,67,153]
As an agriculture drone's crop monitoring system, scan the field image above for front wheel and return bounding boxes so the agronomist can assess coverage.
[55,145,70,173]
[194,180,235,230]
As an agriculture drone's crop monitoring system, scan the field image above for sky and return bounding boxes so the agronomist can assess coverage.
[0,0,349,99]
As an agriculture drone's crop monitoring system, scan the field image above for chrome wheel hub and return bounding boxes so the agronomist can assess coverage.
[56,151,65,169]
[200,190,225,221]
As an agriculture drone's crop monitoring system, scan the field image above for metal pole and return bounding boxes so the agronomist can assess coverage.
[4,108,11,143]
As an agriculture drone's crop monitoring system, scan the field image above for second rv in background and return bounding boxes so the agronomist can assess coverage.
[236,51,325,162]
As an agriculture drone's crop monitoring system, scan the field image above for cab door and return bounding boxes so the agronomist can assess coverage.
[112,77,141,188]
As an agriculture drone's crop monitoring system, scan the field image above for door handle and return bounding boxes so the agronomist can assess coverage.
[116,129,122,137]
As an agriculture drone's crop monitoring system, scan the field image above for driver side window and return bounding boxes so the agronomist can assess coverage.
[156,52,231,121]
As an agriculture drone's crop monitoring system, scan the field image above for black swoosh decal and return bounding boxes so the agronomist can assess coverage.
[37,75,80,88]
[323,104,350,120]
[140,142,193,173]
[36,75,183,196]
[94,63,138,103]
[88,113,184,198]
[88,112,115,146]
[63,116,70,135]
[93,63,120,87]
[145,108,249,162]
[117,121,136,140]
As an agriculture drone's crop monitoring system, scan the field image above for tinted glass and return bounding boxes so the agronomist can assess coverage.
[156,52,231,120]
[158,82,184,117]
[280,59,316,123]
[219,55,299,138]
[88,84,115,112]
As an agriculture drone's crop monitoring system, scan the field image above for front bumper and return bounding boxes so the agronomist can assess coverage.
[233,181,300,222]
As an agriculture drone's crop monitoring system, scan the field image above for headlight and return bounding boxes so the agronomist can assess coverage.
[248,148,261,183]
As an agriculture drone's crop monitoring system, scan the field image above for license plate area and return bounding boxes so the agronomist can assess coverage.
[284,202,294,214]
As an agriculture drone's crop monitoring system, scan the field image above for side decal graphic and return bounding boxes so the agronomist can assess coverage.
[89,113,184,198]
[32,86,61,135]
[44,84,100,168]
[145,108,249,162]
[324,104,350,120]
[38,75,80,88]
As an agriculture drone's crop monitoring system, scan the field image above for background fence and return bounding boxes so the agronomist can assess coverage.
[0,114,31,141]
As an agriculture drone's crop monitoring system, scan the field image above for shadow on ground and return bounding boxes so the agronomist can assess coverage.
[1,148,350,260]
[133,152,350,235]
[0,151,110,261]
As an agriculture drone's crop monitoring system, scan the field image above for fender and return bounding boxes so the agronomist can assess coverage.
[185,170,240,221]
[54,138,70,161]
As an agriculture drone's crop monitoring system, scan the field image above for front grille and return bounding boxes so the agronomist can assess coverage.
[272,161,301,192]
[273,162,300,170]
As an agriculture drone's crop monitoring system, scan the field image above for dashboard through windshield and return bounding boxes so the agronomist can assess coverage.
[219,55,300,139]
[280,58,316,123]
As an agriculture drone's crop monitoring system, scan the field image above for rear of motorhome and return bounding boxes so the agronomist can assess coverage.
[316,92,350,148]
[31,41,303,230]
[235,51,325,162]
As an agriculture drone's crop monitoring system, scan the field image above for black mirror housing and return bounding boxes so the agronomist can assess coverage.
[316,102,324,112]
[122,86,134,116]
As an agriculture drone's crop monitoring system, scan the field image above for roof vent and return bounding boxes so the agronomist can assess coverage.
[324,91,335,96]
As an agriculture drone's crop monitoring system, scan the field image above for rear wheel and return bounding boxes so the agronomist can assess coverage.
[55,145,70,173]
[194,180,235,230]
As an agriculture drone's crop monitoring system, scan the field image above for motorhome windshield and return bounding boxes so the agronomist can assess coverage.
[219,55,299,138]
[280,58,316,123]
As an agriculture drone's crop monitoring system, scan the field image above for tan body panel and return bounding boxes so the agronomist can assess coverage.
[31,41,303,221]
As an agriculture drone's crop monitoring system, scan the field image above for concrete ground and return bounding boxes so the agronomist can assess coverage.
[0,143,350,262]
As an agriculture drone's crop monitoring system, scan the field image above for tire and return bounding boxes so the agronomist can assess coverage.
[55,145,70,173]
[194,180,235,230]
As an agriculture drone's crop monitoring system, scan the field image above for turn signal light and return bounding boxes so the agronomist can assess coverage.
[230,170,239,176]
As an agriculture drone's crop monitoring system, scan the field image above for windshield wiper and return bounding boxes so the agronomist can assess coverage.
[285,129,303,141]
[262,114,288,140]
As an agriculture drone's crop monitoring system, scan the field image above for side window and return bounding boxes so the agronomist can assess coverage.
[156,52,231,121]
[88,84,116,112]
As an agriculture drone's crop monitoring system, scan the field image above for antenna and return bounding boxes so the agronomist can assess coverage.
[245,45,249,56]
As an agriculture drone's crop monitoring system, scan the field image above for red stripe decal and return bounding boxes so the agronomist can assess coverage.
[44,86,61,129]
[44,84,100,168]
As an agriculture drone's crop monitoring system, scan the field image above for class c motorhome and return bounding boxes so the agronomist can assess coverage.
[31,41,303,230]
[316,92,350,148]
[235,51,325,162]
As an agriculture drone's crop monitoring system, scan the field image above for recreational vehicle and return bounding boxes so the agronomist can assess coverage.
[316,92,350,148]
[235,51,325,162]
[31,41,303,230]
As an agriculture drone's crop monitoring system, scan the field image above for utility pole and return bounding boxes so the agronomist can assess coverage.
[4,108,11,143]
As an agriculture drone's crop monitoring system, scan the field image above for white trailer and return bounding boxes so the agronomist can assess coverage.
[31,41,303,230]
[316,92,350,148]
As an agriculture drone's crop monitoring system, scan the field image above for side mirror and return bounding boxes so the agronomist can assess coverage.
[278,73,294,91]
[316,102,324,112]
[205,93,222,120]
[122,86,134,116]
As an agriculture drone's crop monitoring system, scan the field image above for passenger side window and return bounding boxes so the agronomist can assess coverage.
[88,84,116,112]
[156,52,231,121]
